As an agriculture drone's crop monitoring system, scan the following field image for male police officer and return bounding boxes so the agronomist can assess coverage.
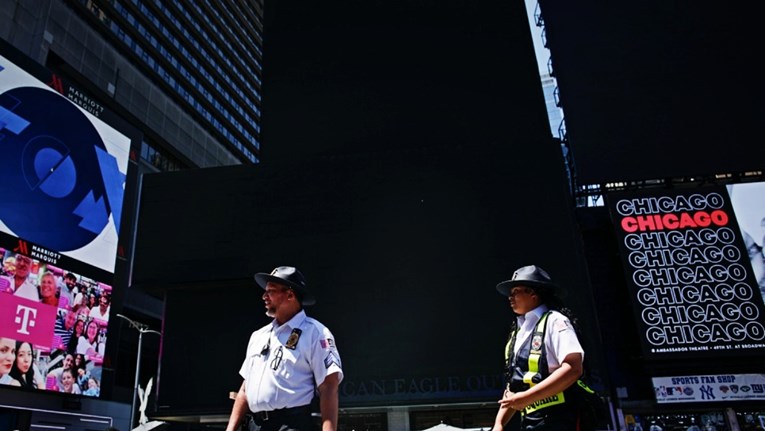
[226,266,343,431]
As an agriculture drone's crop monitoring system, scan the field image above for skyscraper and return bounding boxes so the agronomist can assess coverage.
[0,0,263,427]
[3,0,263,169]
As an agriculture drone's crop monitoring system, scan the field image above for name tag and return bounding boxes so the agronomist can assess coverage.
[524,392,565,413]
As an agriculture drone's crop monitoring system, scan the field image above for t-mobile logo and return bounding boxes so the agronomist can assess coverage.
[14,304,37,335]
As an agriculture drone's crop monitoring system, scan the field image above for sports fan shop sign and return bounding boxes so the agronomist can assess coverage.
[606,187,765,360]
[652,373,765,403]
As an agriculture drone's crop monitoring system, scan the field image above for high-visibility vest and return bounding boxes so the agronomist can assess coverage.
[505,311,568,414]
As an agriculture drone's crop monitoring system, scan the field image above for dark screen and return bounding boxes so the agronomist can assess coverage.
[538,0,763,184]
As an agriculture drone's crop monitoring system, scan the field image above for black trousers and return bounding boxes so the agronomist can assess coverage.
[519,405,579,431]
[245,410,314,431]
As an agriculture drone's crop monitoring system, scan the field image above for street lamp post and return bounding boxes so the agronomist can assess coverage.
[117,313,161,430]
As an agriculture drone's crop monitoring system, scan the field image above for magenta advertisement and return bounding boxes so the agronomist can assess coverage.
[0,249,110,396]
[606,185,765,359]
[0,51,130,397]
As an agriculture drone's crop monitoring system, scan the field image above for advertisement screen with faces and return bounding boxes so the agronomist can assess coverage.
[0,48,132,399]
[0,249,111,396]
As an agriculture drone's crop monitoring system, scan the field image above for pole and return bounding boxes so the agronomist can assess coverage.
[116,314,160,431]
[131,329,144,429]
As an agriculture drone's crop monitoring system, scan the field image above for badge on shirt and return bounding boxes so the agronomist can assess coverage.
[531,334,543,351]
[285,328,302,350]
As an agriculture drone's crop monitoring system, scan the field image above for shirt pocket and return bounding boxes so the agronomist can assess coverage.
[275,346,303,379]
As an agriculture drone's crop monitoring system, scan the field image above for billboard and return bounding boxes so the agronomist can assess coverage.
[652,373,765,404]
[0,50,133,398]
[606,185,765,360]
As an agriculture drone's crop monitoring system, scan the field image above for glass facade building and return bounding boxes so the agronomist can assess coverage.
[73,0,264,164]
[0,0,264,427]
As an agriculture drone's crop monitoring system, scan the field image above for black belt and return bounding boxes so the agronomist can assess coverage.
[252,405,311,422]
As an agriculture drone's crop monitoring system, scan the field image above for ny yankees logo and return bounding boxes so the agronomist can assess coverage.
[699,385,715,400]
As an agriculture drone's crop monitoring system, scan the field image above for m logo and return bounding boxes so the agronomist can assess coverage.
[48,74,64,94]
[13,240,29,255]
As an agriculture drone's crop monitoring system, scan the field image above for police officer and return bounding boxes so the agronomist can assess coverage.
[491,265,584,430]
[226,266,343,431]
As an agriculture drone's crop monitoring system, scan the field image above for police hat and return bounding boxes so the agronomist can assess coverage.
[254,266,316,306]
[496,265,559,296]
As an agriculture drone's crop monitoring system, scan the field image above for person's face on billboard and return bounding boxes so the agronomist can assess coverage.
[2,258,15,274]
[99,295,109,310]
[63,354,74,369]
[16,342,32,373]
[61,370,75,389]
[14,255,31,278]
[64,275,76,289]
[86,321,99,341]
[40,274,56,299]
[73,319,85,337]
[0,338,16,375]
[64,311,77,330]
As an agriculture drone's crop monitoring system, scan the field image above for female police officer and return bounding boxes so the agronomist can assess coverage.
[491,265,585,431]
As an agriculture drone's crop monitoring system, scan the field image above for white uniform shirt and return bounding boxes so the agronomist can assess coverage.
[239,310,343,413]
[514,304,583,372]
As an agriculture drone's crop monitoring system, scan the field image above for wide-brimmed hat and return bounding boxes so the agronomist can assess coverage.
[254,266,316,306]
[496,265,558,296]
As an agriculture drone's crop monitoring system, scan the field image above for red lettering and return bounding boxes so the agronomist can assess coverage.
[711,209,728,226]
[637,216,657,231]
[621,217,638,232]
[663,214,679,229]
[678,212,696,228]
[693,211,711,227]
[620,211,729,232]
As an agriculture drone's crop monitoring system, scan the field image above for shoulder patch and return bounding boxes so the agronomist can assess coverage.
[553,318,573,332]
[324,351,340,369]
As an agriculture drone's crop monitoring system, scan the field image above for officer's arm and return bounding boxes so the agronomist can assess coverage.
[499,352,583,410]
[225,381,249,431]
[318,373,340,431]
[492,388,516,431]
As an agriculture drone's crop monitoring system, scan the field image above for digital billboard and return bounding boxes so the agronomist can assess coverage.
[0,51,132,398]
[652,373,765,404]
[606,185,765,360]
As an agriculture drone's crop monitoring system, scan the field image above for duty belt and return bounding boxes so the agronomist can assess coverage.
[253,405,312,422]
